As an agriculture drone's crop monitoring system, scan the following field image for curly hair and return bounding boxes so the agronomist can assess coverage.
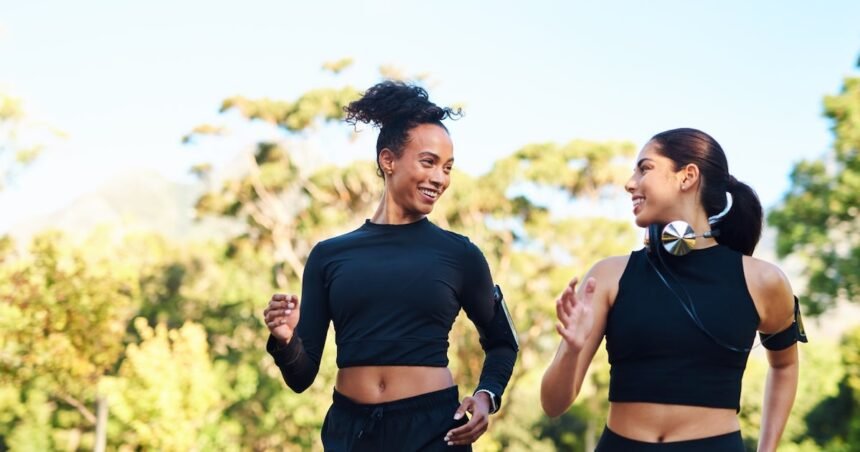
[344,81,461,176]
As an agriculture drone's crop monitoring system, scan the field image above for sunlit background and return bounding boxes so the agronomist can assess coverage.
[1,1,859,451]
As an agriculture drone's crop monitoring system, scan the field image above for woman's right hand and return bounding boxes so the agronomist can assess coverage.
[555,277,597,351]
[264,294,300,344]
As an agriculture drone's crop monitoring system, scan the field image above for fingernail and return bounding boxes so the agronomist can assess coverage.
[447,442,453,446]
[444,436,450,441]
[453,413,463,420]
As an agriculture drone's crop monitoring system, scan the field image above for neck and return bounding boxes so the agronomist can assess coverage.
[688,208,718,249]
[669,201,718,249]
[370,192,425,225]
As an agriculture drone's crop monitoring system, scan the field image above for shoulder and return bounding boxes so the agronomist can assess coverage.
[314,223,368,251]
[585,254,633,308]
[429,222,484,254]
[742,255,794,332]
[589,255,632,278]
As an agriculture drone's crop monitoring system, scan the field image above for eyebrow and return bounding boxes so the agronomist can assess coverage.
[419,151,454,164]
[636,158,654,167]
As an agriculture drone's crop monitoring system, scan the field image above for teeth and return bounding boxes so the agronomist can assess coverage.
[632,198,644,207]
[420,189,438,198]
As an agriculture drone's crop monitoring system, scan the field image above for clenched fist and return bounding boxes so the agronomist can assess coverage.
[263,294,300,344]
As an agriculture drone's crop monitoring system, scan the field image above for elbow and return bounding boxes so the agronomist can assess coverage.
[286,380,312,393]
[282,368,318,393]
[540,394,571,418]
[541,401,564,418]
[540,377,573,418]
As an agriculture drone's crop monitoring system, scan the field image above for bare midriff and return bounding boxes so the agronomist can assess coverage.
[608,402,739,442]
[335,366,455,404]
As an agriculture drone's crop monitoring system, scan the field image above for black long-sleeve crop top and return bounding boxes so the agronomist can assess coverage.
[267,217,518,404]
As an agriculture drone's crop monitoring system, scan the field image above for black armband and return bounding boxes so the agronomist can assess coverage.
[759,296,808,351]
[479,285,520,352]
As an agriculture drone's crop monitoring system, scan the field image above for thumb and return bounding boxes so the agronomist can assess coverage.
[453,398,473,420]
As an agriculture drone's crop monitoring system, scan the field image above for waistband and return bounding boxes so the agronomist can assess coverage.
[332,386,459,414]
[597,426,743,451]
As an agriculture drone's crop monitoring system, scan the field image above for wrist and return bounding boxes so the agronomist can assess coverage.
[473,389,499,414]
[560,340,584,357]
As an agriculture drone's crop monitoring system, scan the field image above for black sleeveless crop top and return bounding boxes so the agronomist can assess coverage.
[605,246,759,411]
[267,218,517,399]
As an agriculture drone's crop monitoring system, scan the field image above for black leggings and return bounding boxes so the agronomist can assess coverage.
[595,426,744,451]
[321,386,470,451]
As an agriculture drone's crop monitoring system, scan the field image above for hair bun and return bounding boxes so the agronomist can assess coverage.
[344,81,460,129]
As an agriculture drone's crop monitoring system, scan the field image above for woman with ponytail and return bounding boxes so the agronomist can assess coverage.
[541,128,805,451]
[262,81,518,450]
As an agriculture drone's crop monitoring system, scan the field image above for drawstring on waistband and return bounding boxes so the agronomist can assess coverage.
[356,407,384,439]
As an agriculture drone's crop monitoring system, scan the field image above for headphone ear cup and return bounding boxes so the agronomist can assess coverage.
[648,223,662,255]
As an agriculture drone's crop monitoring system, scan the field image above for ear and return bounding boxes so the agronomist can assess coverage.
[679,163,700,191]
[379,148,396,175]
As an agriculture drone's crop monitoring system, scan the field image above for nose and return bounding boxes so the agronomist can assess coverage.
[624,173,636,194]
[430,166,446,188]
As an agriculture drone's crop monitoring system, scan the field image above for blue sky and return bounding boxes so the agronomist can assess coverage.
[1,1,859,232]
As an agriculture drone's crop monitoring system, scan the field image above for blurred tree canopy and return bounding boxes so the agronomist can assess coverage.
[2,57,860,451]
[769,55,860,315]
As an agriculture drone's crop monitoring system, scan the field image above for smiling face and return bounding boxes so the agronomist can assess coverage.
[624,140,688,227]
[380,123,454,221]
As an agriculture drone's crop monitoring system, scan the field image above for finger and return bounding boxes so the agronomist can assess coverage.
[556,322,570,338]
[272,293,288,301]
[447,415,487,445]
[267,319,286,330]
[451,423,488,445]
[556,298,570,323]
[451,398,471,421]
[266,301,287,312]
[567,276,580,293]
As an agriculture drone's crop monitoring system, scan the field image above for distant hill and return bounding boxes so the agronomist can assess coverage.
[7,169,238,243]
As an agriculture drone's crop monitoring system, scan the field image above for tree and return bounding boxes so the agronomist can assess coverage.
[769,54,860,315]
[186,63,638,450]
[0,230,141,450]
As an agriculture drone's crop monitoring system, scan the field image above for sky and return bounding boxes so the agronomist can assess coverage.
[1,1,859,232]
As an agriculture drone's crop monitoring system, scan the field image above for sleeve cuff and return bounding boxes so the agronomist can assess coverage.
[266,334,303,366]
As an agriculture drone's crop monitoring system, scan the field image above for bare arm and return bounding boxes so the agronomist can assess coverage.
[757,345,799,452]
[744,256,800,452]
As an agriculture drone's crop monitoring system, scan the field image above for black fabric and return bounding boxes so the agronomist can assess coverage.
[321,386,470,452]
[267,217,517,400]
[759,296,808,350]
[595,426,744,452]
[606,246,759,411]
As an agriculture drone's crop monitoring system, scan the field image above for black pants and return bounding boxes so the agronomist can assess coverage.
[595,426,744,451]
[321,386,470,452]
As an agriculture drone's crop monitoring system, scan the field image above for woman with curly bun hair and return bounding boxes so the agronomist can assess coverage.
[541,128,806,451]
[263,81,519,451]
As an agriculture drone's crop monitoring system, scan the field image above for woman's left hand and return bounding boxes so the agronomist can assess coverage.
[444,392,491,446]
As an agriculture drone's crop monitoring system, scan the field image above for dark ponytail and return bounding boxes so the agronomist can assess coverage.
[650,128,763,256]
[717,176,763,256]
[344,81,461,176]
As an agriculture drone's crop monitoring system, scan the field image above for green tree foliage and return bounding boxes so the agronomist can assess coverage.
[12,59,859,450]
[184,67,638,450]
[769,56,860,315]
[0,230,140,449]
[795,326,860,450]
[100,319,221,450]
